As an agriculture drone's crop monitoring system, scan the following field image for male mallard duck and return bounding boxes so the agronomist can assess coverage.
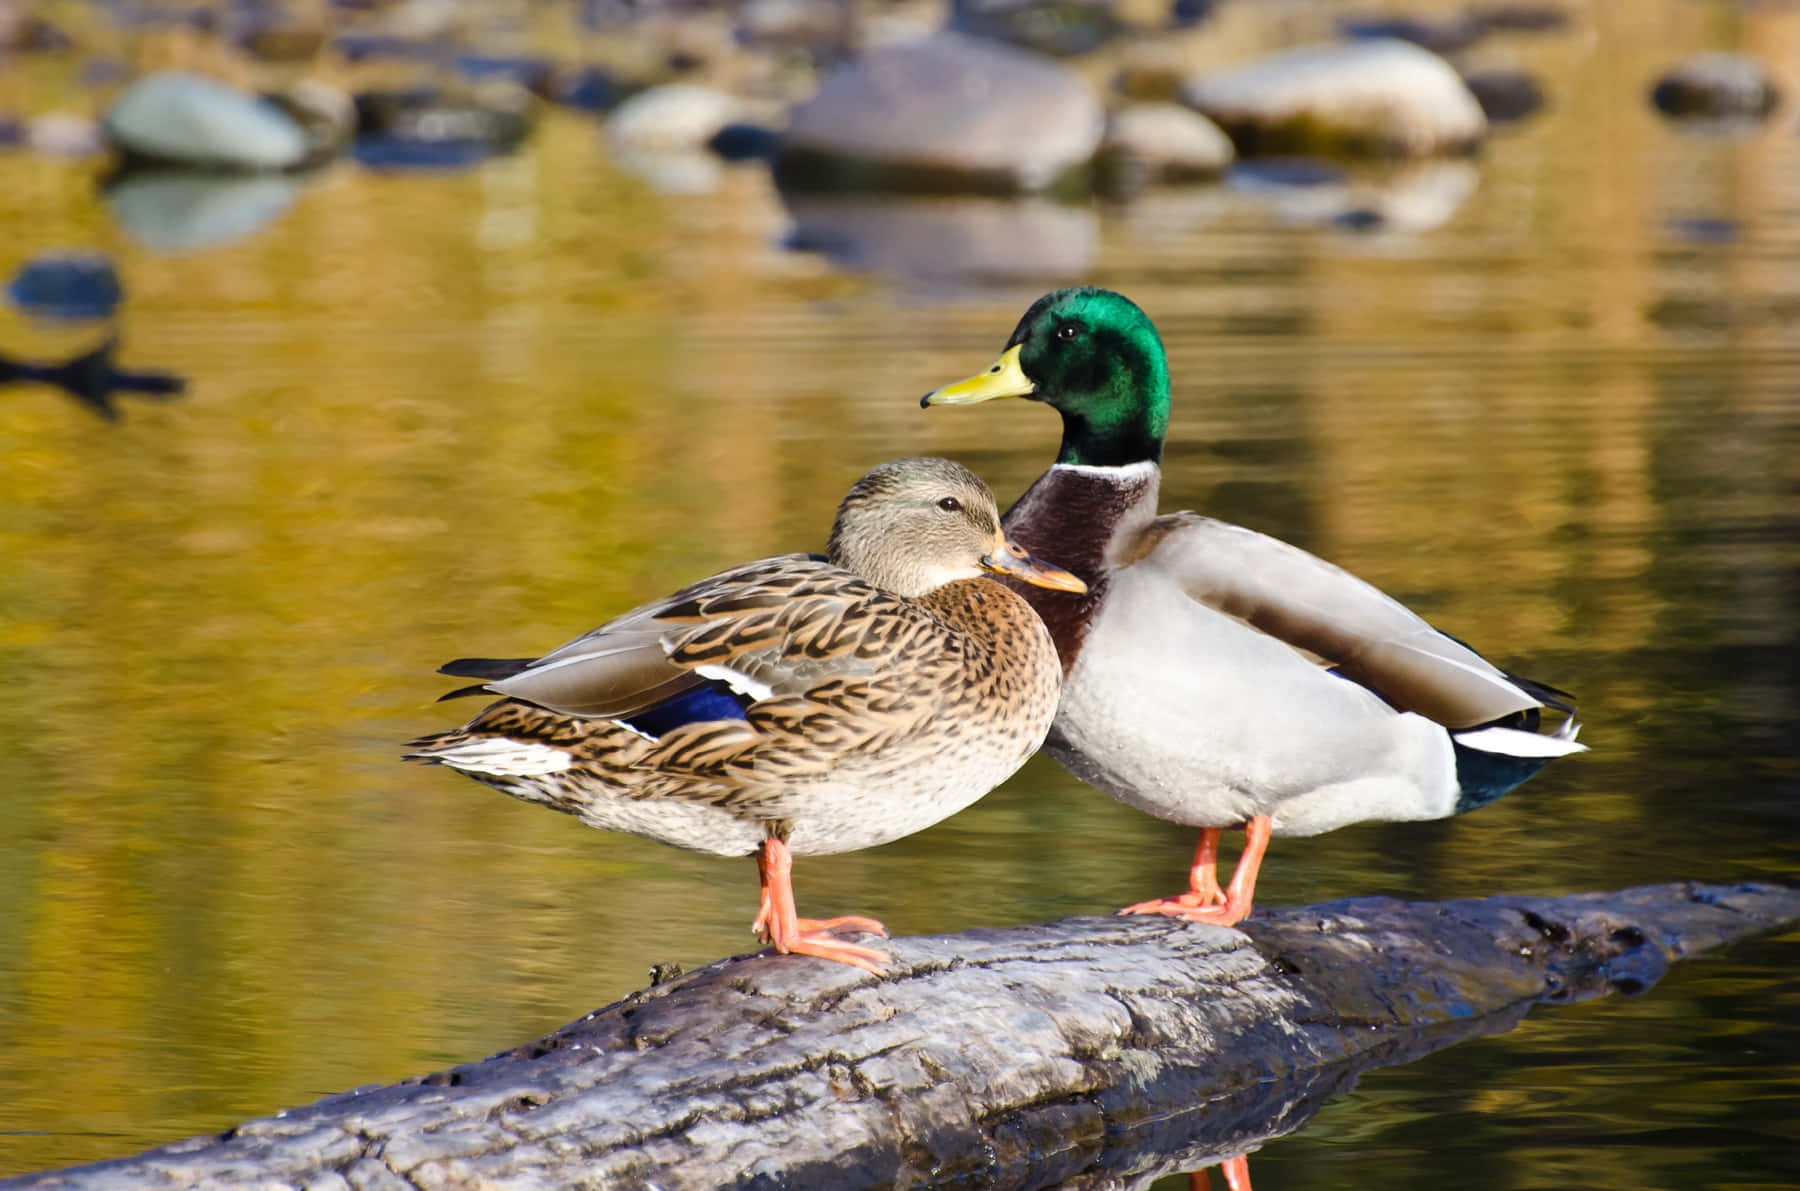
[923,288,1584,926]
[407,457,1082,973]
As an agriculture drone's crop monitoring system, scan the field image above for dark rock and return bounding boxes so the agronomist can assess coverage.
[778,32,1104,195]
[5,253,122,321]
[707,121,781,161]
[1182,39,1487,158]
[549,65,633,113]
[453,54,555,95]
[1463,69,1545,124]
[948,0,1126,57]
[1651,53,1779,121]
[1339,14,1486,56]
[0,114,22,148]
[353,84,534,160]
[1470,4,1569,33]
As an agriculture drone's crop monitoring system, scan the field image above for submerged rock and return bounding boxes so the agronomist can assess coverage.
[5,253,122,320]
[778,32,1104,194]
[1182,39,1486,158]
[103,72,309,170]
[1464,69,1545,124]
[1095,103,1234,194]
[947,0,1125,58]
[1651,53,1779,121]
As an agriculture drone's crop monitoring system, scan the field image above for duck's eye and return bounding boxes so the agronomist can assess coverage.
[937,496,962,512]
[1054,322,1079,342]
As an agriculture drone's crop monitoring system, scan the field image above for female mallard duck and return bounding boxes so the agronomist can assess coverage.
[407,457,1082,973]
[923,288,1584,926]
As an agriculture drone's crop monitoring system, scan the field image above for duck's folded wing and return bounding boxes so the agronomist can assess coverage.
[455,555,901,719]
[1132,513,1564,728]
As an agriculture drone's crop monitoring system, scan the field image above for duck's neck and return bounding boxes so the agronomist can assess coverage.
[1055,418,1165,469]
[998,461,1161,671]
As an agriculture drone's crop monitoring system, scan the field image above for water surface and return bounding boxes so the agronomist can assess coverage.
[1,2,1796,1185]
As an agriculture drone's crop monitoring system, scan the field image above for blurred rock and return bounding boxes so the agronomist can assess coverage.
[262,80,357,162]
[354,83,534,166]
[609,147,723,194]
[778,32,1104,194]
[1470,4,1568,33]
[1651,53,1779,121]
[5,253,122,321]
[103,72,310,170]
[1095,103,1233,195]
[0,115,22,149]
[604,83,745,154]
[454,54,555,94]
[737,0,854,58]
[103,169,308,253]
[783,194,1097,282]
[1183,39,1486,158]
[1339,14,1484,56]
[330,33,441,63]
[28,112,106,158]
[948,0,1125,58]
[549,65,633,113]
[1463,69,1544,124]
[232,4,329,63]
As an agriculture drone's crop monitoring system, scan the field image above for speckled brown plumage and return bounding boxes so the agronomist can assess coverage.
[405,458,1079,972]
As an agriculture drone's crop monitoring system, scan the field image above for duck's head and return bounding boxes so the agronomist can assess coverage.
[921,287,1170,469]
[829,458,1087,599]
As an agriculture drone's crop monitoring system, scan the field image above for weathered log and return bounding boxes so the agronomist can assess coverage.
[12,881,1796,1191]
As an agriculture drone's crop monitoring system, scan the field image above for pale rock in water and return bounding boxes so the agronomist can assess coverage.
[778,32,1104,193]
[1182,39,1486,158]
[103,72,309,170]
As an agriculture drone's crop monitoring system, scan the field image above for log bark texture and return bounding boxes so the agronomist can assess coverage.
[11,881,1797,1191]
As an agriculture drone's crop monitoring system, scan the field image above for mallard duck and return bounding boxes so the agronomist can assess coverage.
[407,457,1082,973]
[922,288,1584,926]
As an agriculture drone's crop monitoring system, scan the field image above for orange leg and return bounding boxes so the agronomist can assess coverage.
[1120,815,1272,927]
[751,837,889,974]
[1188,1155,1253,1191]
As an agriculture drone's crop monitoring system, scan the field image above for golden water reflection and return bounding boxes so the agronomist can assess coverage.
[2,2,1798,1182]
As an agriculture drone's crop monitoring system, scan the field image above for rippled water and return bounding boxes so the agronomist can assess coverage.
[1,1,1796,1186]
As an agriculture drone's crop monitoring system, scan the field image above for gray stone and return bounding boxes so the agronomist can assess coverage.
[1097,102,1234,191]
[103,72,309,170]
[778,32,1104,193]
[1651,52,1779,120]
[1182,39,1486,158]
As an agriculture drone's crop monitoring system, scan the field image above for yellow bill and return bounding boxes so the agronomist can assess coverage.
[920,344,1035,407]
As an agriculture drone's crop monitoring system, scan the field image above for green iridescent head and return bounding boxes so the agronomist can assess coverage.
[922,287,1171,468]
